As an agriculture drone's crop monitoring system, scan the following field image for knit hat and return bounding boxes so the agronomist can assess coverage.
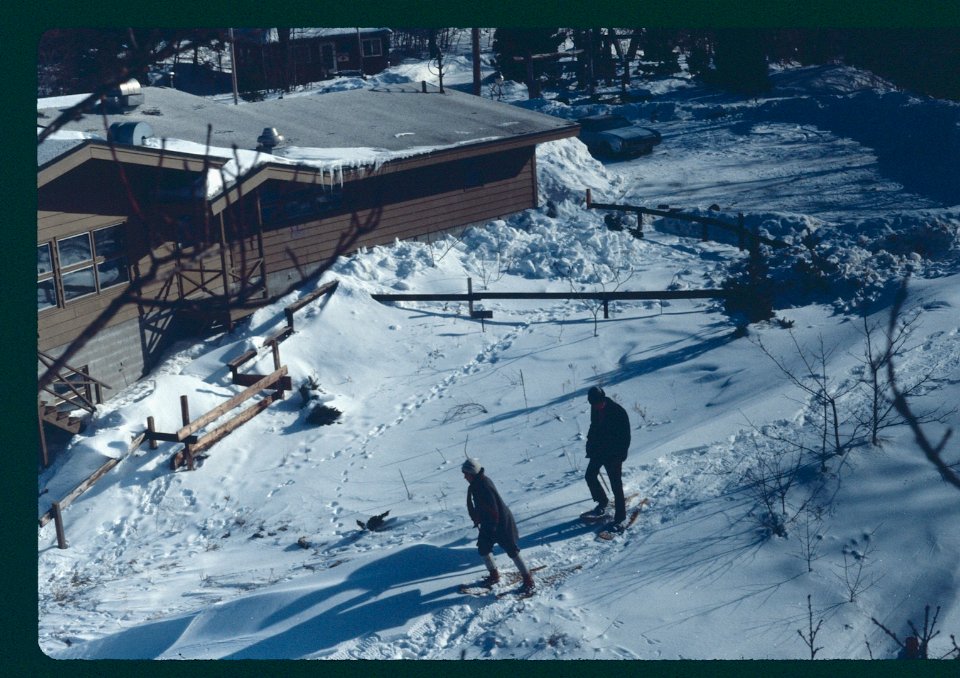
[587,386,605,404]
[461,458,482,475]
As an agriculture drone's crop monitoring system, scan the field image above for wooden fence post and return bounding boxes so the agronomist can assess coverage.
[467,277,474,316]
[181,395,193,470]
[38,406,49,468]
[52,501,67,549]
[147,416,158,450]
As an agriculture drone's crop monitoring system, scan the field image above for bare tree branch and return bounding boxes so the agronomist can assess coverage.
[886,280,960,491]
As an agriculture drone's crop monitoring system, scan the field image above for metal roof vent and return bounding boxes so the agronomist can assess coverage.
[104,78,144,111]
[109,121,154,146]
[257,127,284,152]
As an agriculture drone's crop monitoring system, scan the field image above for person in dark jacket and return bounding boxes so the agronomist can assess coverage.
[581,386,631,530]
[462,457,534,591]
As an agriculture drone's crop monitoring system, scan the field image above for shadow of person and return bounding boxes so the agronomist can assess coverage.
[220,543,479,658]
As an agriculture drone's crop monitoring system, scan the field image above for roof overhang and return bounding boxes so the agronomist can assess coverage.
[208,126,578,213]
[38,140,226,188]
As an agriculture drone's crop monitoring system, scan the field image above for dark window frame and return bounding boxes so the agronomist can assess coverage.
[38,222,129,312]
[37,243,57,311]
[361,38,382,58]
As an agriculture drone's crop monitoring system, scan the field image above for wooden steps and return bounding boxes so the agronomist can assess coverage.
[39,401,86,434]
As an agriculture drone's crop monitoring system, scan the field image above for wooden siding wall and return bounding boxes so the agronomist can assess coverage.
[38,160,140,353]
[257,147,536,289]
[38,161,205,358]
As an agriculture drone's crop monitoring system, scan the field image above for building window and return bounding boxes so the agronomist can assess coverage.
[61,266,96,301]
[93,225,129,290]
[259,184,343,226]
[361,38,382,58]
[37,244,57,311]
[38,223,129,311]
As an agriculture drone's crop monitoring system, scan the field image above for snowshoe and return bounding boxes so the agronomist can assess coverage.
[579,504,608,522]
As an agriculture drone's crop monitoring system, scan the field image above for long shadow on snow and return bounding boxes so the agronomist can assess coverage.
[220,543,479,658]
[470,327,739,429]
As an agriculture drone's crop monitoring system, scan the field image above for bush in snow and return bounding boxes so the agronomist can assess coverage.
[306,404,342,426]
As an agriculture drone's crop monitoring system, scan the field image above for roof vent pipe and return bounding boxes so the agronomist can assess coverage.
[257,127,283,152]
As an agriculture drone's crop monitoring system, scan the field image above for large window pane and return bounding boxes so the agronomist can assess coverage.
[37,243,53,275]
[94,225,123,259]
[97,257,129,290]
[61,266,96,301]
[57,233,92,268]
[37,279,57,311]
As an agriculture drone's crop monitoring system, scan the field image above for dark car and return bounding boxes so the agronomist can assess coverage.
[577,114,662,158]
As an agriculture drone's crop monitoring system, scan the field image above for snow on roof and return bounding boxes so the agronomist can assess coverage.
[37,84,576,198]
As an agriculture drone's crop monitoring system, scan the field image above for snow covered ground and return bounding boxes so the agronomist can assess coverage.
[37,47,960,661]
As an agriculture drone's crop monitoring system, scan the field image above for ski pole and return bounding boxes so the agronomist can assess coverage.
[599,469,611,495]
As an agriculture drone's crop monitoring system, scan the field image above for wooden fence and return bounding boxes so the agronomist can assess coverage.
[38,279,340,548]
[585,189,790,251]
[373,277,736,323]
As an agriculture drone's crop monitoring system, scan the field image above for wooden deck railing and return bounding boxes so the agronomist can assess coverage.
[37,350,110,415]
